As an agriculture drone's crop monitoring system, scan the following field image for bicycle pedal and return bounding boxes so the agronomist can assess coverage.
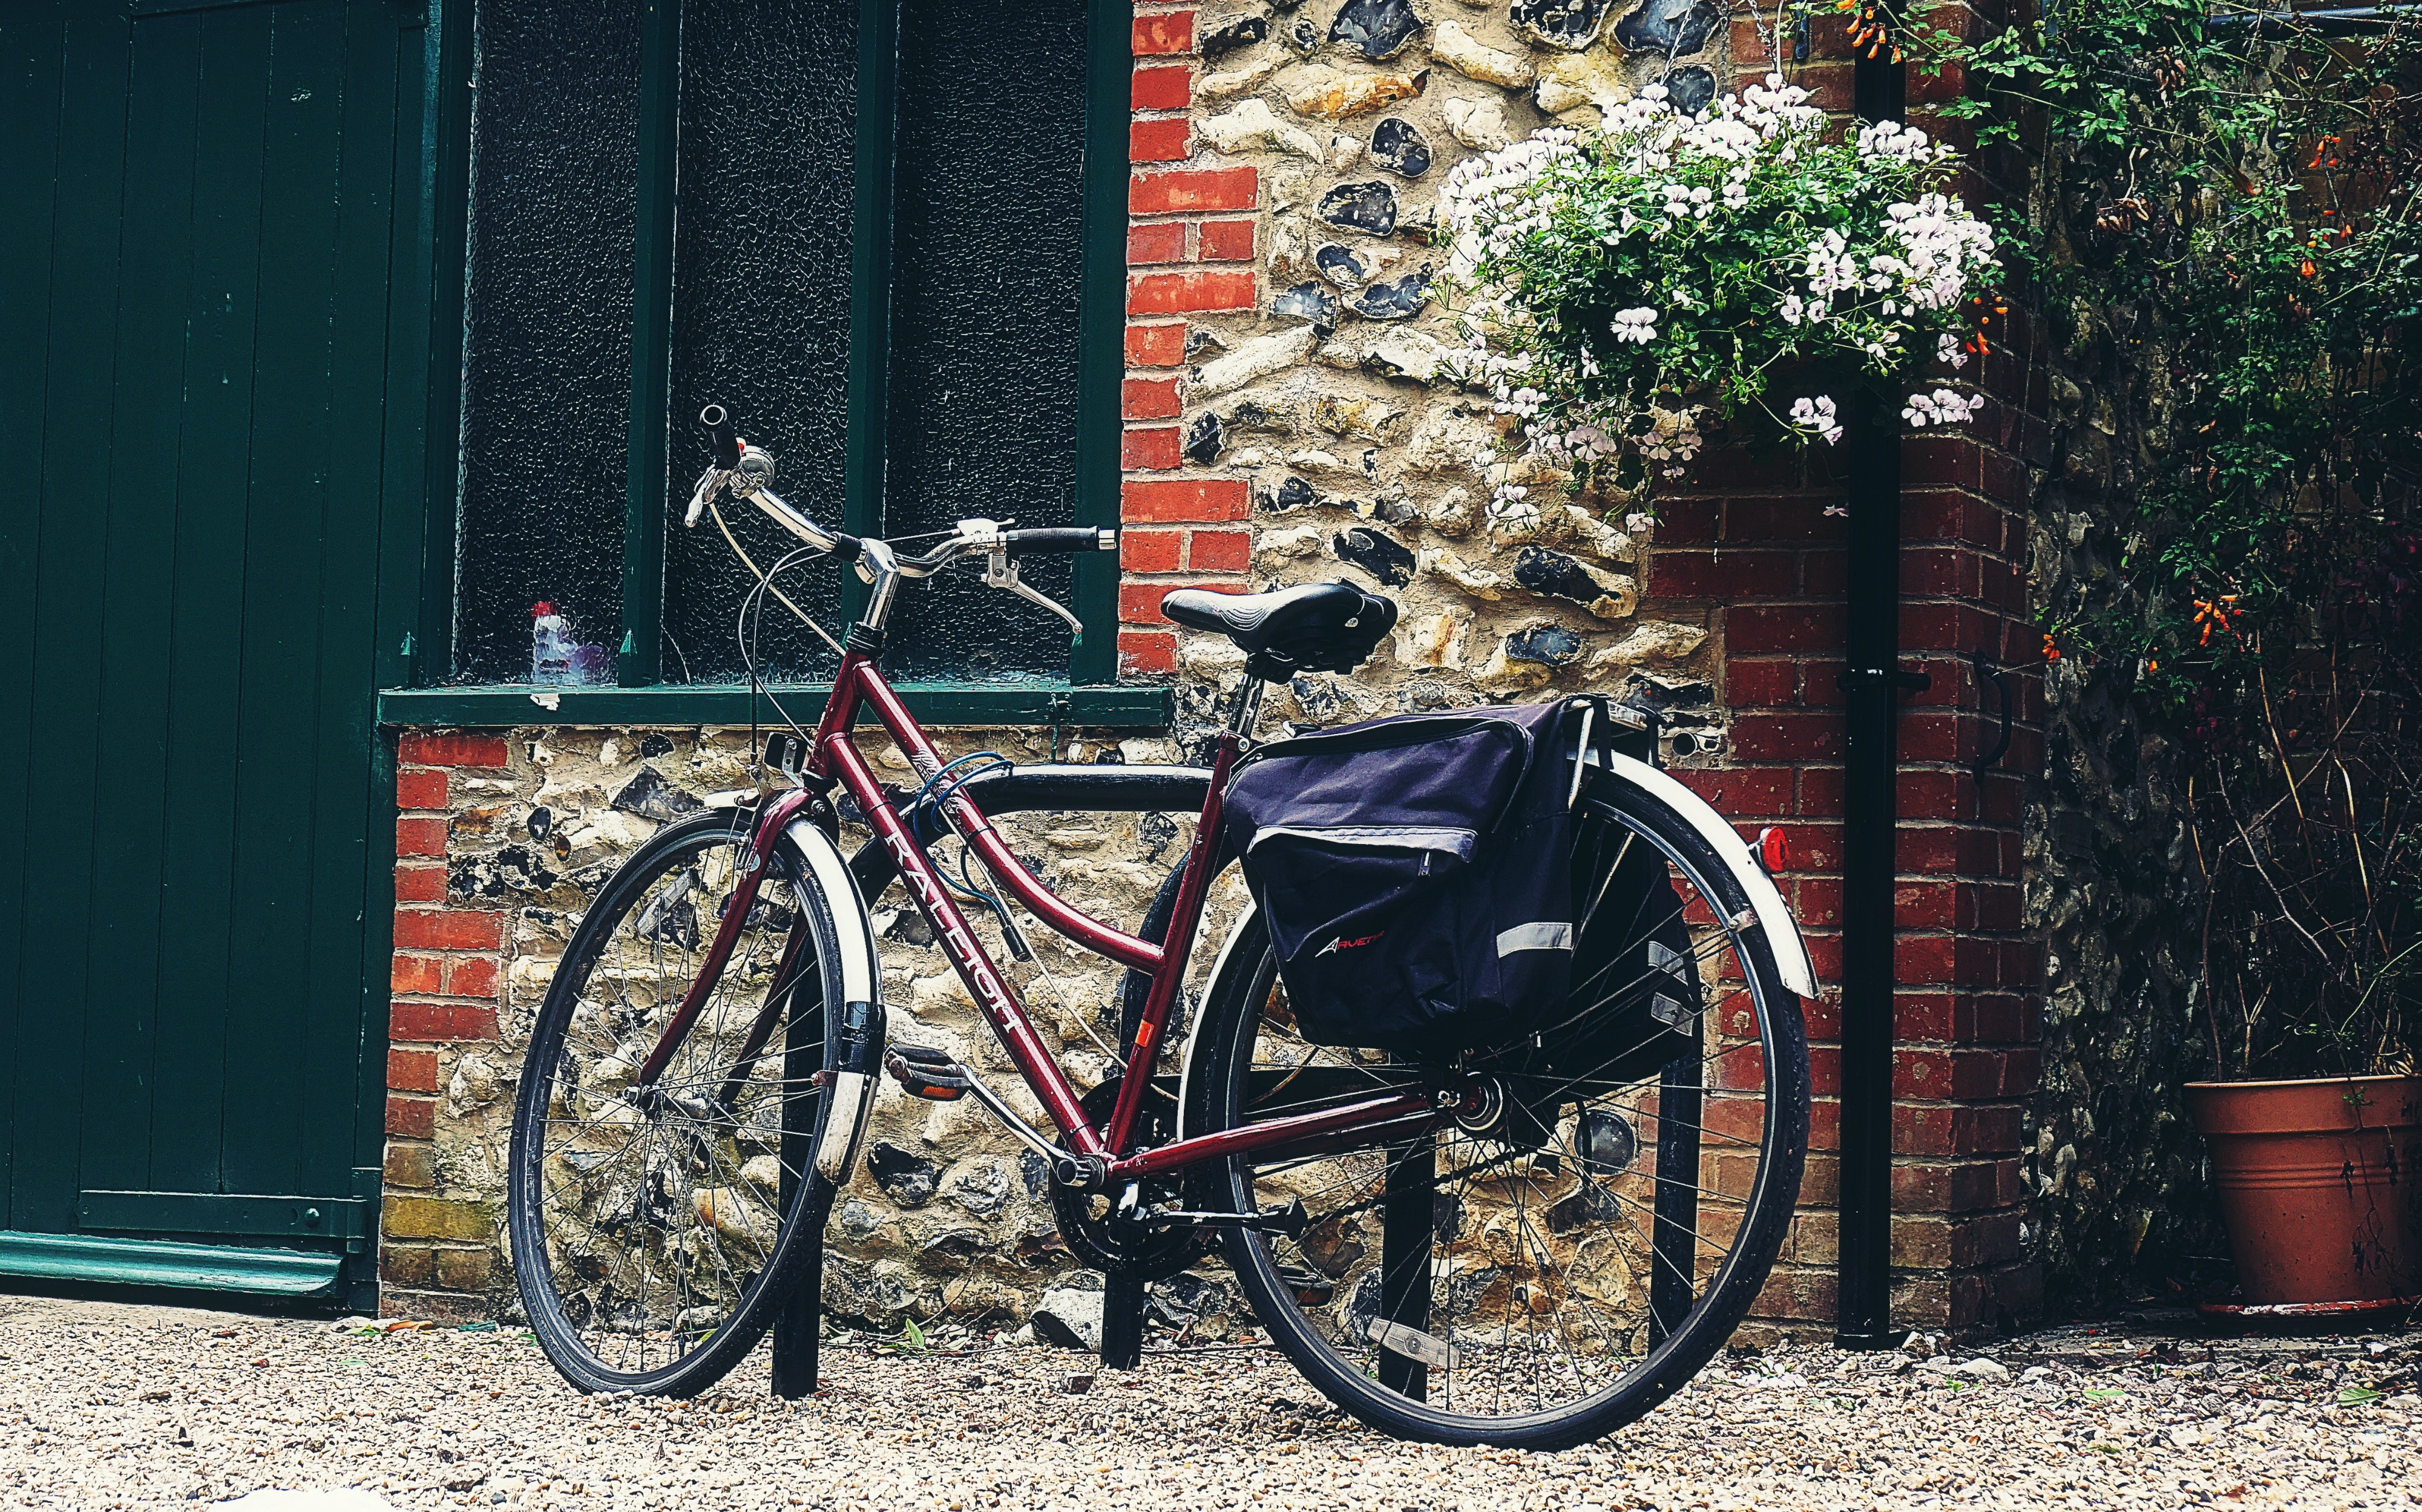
[883,1043,972,1101]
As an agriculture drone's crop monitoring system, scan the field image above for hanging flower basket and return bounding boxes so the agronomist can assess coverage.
[1438,74,2004,507]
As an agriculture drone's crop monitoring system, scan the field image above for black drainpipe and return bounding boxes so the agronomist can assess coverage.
[1834,24,1913,1352]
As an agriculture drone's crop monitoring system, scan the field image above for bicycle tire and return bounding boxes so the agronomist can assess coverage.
[1191,773,1809,1448]
[507,807,853,1396]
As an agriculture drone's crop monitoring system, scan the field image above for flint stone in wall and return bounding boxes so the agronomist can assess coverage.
[1311,393,1405,440]
[1515,545,1638,620]
[1201,56,1279,99]
[1147,1270,1240,1327]
[1354,482,1420,525]
[1318,180,1398,235]
[1535,47,1637,114]
[1428,485,1480,536]
[945,1154,1018,1216]
[450,844,559,900]
[1511,0,1609,48]
[918,1229,989,1275]
[1329,0,1425,59]
[1316,243,1370,287]
[1260,525,1325,558]
[1332,526,1418,586]
[1364,326,1451,381]
[1505,622,1587,666]
[1184,411,1226,464]
[1260,476,1325,512]
[1283,14,1322,54]
[1201,98,1325,161]
[1587,619,1707,670]
[1348,267,1433,320]
[1426,546,1507,597]
[1619,669,1714,710]
[445,1055,503,1117]
[1287,446,1376,477]
[1613,0,1721,55]
[1406,405,1494,475]
[1211,392,1299,434]
[1282,64,1428,119]
[1273,280,1343,330]
[1663,65,1717,114]
[1443,95,1511,150]
[837,1197,889,1240]
[1433,20,1536,88]
[610,765,701,822]
[1193,326,1319,398]
[865,1141,939,1208]
[1198,11,1270,59]
[1396,607,1474,669]
[1368,116,1433,178]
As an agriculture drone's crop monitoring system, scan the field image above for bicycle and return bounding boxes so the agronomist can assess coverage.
[505,406,1816,1448]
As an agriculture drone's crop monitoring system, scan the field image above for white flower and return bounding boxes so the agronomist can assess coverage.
[1611,307,1659,344]
[1788,394,1844,446]
[1937,332,1970,369]
[1902,388,1983,428]
[1780,294,1805,326]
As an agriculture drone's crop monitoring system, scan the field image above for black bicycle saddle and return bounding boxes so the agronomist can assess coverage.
[1160,580,1399,681]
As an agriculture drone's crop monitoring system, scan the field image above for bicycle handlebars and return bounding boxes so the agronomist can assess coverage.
[683,404,1115,633]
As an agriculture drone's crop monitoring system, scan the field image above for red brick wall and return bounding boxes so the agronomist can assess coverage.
[1117,4,1254,678]
[381,731,510,1314]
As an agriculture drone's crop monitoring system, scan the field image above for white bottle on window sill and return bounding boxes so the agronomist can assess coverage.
[531,601,574,686]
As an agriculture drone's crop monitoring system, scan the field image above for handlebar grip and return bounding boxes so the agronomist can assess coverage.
[1003,526,1118,557]
[700,404,741,470]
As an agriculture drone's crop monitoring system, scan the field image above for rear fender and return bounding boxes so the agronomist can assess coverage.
[1603,754,1818,1000]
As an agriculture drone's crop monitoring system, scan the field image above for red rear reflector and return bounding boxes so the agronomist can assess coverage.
[1757,826,1789,872]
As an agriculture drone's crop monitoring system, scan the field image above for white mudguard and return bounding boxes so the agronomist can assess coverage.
[1604,753,1819,999]
[784,817,885,1185]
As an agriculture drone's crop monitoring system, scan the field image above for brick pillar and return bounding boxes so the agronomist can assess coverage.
[1118,3,1253,678]
[382,731,510,1317]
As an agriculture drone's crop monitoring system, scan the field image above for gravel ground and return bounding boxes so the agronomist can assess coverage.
[0,1292,2416,1510]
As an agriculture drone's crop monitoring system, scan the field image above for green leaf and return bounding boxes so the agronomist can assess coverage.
[2338,1386,2383,1407]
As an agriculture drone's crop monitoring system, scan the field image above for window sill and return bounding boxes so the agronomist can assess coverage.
[375,682,1172,729]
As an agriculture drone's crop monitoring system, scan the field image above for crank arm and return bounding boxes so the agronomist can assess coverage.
[1143,1199,1309,1240]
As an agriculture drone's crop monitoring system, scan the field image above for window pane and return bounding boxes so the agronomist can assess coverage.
[663,0,859,686]
[880,0,1091,682]
[452,0,642,684]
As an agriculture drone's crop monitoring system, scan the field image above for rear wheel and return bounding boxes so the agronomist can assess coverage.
[1195,775,1808,1448]
[507,807,842,1395]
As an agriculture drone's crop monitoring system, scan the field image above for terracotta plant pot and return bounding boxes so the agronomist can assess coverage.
[2185,1075,2422,1306]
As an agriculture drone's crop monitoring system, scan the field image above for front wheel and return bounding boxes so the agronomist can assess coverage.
[506,807,847,1396]
[1194,775,1809,1448]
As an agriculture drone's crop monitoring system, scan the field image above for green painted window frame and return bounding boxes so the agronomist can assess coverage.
[384,0,1160,730]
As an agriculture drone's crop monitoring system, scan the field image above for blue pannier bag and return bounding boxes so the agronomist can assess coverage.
[1224,698,1601,1056]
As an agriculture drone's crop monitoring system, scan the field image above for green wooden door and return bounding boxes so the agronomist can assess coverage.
[0,0,433,1305]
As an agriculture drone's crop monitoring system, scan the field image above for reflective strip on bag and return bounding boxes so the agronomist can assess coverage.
[1245,824,1478,857]
[1496,921,1574,955]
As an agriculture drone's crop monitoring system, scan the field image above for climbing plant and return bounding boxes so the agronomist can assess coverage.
[1905,1,2422,1078]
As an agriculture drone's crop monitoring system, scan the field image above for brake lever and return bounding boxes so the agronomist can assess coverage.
[983,551,1084,636]
[684,464,729,528]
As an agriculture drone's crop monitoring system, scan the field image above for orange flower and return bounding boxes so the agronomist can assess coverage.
[2043,633,2061,663]
[2193,595,2241,647]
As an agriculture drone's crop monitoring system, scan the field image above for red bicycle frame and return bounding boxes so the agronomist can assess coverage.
[638,647,1455,1189]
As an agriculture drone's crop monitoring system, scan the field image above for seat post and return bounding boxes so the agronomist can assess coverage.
[1226,675,1267,739]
